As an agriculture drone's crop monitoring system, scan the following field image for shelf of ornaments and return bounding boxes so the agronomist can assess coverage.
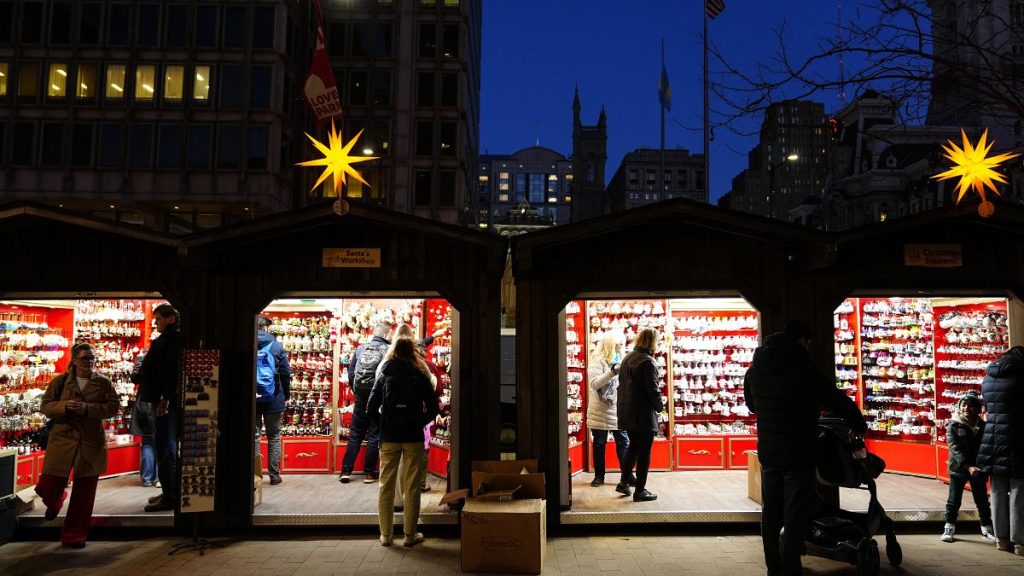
[424,299,453,451]
[835,300,860,402]
[566,301,588,452]
[669,340,757,435]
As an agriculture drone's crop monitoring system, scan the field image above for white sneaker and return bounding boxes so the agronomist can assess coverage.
[941,523,955,543]
[403,532,424,548]
[981,524,997,542]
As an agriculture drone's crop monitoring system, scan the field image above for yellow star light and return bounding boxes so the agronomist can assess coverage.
[932,128,1019,217]
[297,120,378,195]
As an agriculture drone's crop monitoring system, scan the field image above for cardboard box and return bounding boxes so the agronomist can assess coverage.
[747,450,762,504]
[459,459,546,574]
[462,499,546,574]
[15,487,36,515]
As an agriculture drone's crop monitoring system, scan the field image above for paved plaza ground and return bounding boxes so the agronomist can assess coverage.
[1,526,1021,576]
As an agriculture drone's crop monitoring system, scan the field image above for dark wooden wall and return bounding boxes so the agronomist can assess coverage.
[192,217,505,530]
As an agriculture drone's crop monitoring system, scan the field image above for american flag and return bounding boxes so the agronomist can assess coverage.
[706,0,725,19]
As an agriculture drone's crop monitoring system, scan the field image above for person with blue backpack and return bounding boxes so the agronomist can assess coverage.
[255,316,291,486]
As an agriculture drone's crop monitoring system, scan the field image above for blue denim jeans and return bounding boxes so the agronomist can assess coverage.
[155,408,178,503]
[139,435,158,484]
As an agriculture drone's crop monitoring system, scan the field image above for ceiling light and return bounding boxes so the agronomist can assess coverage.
[56,69,67,76]
[111,83,123,92]
[143,84,154,93]
[196,73,205,81]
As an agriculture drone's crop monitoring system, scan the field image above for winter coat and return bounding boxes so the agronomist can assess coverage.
[40,371,119,478]
[978,346,1024,478]
[366,358,439,443]
[586,357,619,431]
[743,332,866,469]
[136,324,184,405]
[947,416,985,478]
[256,330,292,414]
[128,400,156,437]
[616,348,662,433]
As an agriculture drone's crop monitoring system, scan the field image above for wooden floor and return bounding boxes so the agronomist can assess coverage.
[19,469,968,527]
[569,470,969,514]
[253,473,452,516]
[21,474,173,526]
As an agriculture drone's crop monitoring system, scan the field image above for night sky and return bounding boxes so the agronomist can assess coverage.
[481,1,848,204]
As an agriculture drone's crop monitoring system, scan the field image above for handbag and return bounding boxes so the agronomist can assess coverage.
[597,374,619,404]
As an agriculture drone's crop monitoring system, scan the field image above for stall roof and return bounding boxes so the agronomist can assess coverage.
[835,199,1024,243]
[513,197,831,251]
[0,201,182,247]
[185,200,505,252]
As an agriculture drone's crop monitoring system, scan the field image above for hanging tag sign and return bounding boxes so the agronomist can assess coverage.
[322,248,381,268]
[903,244,962,268]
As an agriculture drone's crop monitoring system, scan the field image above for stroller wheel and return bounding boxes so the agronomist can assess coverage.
[885,532,902,567]
[856,538,880,576]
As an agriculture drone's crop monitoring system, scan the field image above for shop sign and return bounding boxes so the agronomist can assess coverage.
[903,244,962,268]
[322,247,381,268]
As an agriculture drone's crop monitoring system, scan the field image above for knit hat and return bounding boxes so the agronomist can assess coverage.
[957,391,982,410]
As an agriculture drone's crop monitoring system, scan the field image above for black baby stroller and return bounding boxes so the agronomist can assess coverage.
[803,417,902,576]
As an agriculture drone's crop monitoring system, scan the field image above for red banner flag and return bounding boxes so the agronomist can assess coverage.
[303,1,342,123]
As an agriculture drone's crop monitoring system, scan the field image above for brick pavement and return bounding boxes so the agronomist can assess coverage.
[0,530,1021,576]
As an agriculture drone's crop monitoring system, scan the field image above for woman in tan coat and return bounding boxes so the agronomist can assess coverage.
[34,342,119,548]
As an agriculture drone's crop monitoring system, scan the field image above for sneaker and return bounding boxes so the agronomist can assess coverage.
[403,532,425,548]
[364,475,379,484]
[339,474,351,484]
[996,538,1014,552]
[632,489,658,502]
[379,535,392,547]
[614,482,631,496]
[590,476,604,487]
[981,524,997,542]
[941,523,955,543]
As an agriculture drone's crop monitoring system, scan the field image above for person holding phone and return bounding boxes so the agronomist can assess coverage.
[34,343,119,548]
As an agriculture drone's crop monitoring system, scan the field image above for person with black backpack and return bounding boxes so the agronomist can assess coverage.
[339,320,393,483]
[255,316,291,486]
[366,337,439,547]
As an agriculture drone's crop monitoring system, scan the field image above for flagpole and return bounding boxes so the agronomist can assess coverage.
[703,6,710,204]
[660,38,666,200]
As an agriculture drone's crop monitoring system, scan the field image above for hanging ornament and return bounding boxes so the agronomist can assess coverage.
[931,128,1019,218]
[296,119,378,195]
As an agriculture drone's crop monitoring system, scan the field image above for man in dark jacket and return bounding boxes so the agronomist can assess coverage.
[978,346,1024,554]
[339,320,393,484]
[137,303,184,513]
[744,321,866,576]
[255,316,291,486]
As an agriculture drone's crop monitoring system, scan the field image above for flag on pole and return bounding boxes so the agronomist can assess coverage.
[302,0,342,123]
[658,63,672,112]
[706,0,725,19]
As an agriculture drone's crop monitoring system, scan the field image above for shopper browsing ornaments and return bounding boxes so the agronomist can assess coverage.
[34,343,119,548]
[977,346,1024,556]
[255,316,292,486]
[339,320,393,484]
[615,327,662,502]
[941,391,996,543]
[136,303,184,512]
[744,321,865,576]
[586,332,632,488]
[366,337,439,547]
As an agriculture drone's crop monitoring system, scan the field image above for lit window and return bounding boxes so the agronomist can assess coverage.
[498,193,509,202]
[76,63,96,99]
[564,195,572,202]
[193,65,210,101]
[47,63,68,98]
[164,65,184,101]
[478,175,488,182]
[0,63,7,97]
[135,64,155,100]
[106,64,126,99]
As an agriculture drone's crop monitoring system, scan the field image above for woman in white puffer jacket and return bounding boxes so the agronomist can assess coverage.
[586,333,632,487]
